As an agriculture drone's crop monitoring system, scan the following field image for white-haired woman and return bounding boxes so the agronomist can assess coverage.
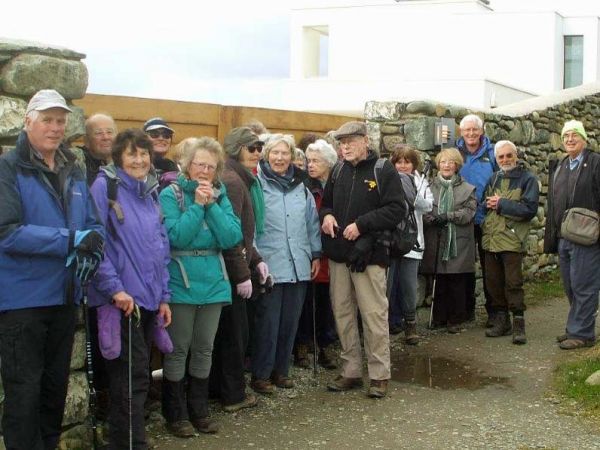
[159,137,242,437]
[294,139,339,369]
[251,134,322,394]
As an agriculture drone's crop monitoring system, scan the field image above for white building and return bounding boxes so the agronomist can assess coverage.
[283,0,600,114]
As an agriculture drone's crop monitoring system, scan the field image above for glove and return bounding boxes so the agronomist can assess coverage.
[74,230,104,258]
[236,279,253,299]
[256,261,269,284]
[431,213,448,227]
[74,251,101,283]
[346,235,374,273]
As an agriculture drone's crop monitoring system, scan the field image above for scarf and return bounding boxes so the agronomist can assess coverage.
[437,174,458,261]
[249,177,265,235]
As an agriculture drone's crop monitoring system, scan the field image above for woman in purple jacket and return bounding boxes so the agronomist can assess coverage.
[90,129,172,450]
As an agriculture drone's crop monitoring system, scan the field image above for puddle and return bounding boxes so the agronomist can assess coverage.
[391,354,510,390]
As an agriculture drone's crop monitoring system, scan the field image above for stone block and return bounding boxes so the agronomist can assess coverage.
[404,117,436,151]
[0,96,26,138]
[0,38,85,60]
[447,106,467,119]
[365,101,404,121]
[380,124,400,134]
[65,106,86,143]
[507,121,524,144]
[484,122,508,143]
[1,54,88,99]
[70,328,86,371]
[549,133,562,150]
[366,121,381,155]
[63,372,88,426]
[585,370,600,386]
[382,135,404,152]
[406,101,436,115]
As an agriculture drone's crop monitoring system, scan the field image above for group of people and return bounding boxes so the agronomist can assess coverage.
[0,88,598,450]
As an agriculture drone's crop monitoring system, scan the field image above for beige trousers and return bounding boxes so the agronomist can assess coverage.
[329,261,391,380]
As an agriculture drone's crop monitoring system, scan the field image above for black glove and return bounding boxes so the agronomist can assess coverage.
[74,251,101,283]
[75,230,104,256]
[346,235,374,273]
[431,213,448,227]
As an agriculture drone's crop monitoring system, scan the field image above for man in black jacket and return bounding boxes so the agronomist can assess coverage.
[76,113,116,185]
[320,121,406,398]
[544,120,600,350]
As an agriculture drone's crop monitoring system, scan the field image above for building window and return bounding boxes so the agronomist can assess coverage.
[302,26,329,78]
[564,35,583,89]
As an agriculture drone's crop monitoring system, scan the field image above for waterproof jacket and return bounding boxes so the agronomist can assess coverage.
[544,149,600,253]
[457,135,497,225]
[0,131,104,311]
[220,158,263,285]
[256,160,321,284]
[89,166,170,310]
[160,174,242,305]
[482,164,539,253]
[305,176,329,283]
[406,171,434,260]
[421,175,477,274]
[319,151,406,266]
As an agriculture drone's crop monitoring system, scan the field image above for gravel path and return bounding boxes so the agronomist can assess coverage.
[150,296,600,449]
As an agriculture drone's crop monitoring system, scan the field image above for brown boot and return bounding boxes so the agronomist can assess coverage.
[512,315,527,345]
[367,379,388,398]
[327,375,363,392]
[404,321,419,345]
[318,345,338,370]
[294,343,311,368]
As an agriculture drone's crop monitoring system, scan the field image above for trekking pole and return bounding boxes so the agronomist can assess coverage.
[311,283,318,383]
[128,313,133,450]
[82,283,99,449]
[428,226,443,329]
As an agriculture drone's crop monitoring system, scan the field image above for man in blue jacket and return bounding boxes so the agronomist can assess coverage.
[456,114,497,324]
[0,89,104,449]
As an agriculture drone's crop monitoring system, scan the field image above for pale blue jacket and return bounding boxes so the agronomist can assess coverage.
[256,161,321,284]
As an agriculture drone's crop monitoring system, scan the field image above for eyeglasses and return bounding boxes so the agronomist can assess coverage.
[147,129,173,139]
[93,128,115,138]
[190,161,217,172]
[562,132,582,142]
[246,144,263,153]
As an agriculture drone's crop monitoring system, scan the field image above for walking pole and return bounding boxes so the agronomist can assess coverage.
[128,313,133,450]
[82,283,99,449]
[428,227,443,329]
[311,283,318,383]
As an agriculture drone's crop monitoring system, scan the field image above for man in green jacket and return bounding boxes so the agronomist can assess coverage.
[481,140,539,344]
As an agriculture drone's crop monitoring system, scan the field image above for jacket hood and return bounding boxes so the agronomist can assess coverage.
[15,130,77,171]
[258,159,304,189]
[99,163,159,198]
[456,135,494,160]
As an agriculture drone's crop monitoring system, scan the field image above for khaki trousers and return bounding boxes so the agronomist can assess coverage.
[329,261,390,380]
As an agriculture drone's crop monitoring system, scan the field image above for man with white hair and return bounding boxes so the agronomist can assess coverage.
[76,113,117,185]
[456,114,497,324]
[0,89,104,449]
[481,140,539,344]
[544,120,600,350]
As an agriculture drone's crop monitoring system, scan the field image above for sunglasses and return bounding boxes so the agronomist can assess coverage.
[147,129,173,139]
[246,144,263,153]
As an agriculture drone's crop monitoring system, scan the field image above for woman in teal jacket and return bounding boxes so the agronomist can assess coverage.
[159,137,242,437]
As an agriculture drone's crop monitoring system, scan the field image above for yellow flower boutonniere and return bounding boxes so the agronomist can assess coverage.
[365,179,377,191]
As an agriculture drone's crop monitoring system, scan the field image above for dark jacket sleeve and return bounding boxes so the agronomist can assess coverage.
[221,177,252,284]
[355,161,406,233]
[497,172,539,221]
[319,174,335,223]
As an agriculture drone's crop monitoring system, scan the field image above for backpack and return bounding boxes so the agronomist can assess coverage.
[330,158,419,258]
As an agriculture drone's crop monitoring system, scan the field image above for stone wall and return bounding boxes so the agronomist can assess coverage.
[365,84,600,304]
[0,38,91,449]
[0,38,88,152]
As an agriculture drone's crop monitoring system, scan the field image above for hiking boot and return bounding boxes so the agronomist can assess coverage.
[556,333,568,343]
[367,379,388,398]
[294,344,311,368]
[559,338,596,350]
[272,374,294,389]
[165,420,195,438]
[389,324,403,335]
[485,311,512,337]
[404,320,419,345]
[190,417,220,434]
[250,378,275,395]
[327,375,363,392]
[222,393,258,413]
[447,324,462,334]
[318,346,338,370]
[485,311,496,328]
[512,316,527,345]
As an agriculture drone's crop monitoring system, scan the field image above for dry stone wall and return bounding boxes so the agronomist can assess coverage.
[0,38,91,449]
[365,85,600,305]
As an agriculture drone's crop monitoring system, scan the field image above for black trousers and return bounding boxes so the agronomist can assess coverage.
[209,295,249,405]
[0,305,76,450]
[432,273,471,326]
[104,308,154,450]
[295,282,337,348]
[465,225,492,316]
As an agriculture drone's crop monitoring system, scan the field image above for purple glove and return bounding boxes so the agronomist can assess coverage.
[153,314,173,354]
[236,279,253,299]
[97,303,121,360]
[256,261,269,284]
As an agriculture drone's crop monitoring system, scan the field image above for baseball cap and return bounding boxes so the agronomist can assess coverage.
[143,117,174,133]
[26,89,72,115]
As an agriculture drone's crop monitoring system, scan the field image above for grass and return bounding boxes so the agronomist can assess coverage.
[524,270,564,307]
[553,349,600,419]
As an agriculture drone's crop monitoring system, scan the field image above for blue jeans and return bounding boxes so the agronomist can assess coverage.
[252,282,307,380]
[388,257,419,327]
[558,239,600,341]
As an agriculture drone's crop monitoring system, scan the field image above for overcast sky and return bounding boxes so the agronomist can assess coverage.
[2,0,293,104]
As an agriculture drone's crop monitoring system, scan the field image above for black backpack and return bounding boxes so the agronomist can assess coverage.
[330,158,419,258]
